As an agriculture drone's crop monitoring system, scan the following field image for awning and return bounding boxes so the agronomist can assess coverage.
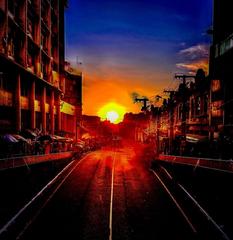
[0,134,18,143]
[12,134,29,142]
[186,134,208,143]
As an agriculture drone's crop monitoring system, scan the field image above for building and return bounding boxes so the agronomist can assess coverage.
[186,70,210,138]
[209,0,233,139]
[0,0,66,134]
[121,112,151,142]
[60,62,82,140]
[81,115,101,138]
[154,70,211,156]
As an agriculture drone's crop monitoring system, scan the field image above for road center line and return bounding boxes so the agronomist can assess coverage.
[109,151,116,240]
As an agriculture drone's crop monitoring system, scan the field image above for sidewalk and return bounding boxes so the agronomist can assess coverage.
[0,152,74,171]
[156,154,233,173]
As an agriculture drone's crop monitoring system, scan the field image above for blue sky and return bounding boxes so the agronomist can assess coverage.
[65,0,213,115]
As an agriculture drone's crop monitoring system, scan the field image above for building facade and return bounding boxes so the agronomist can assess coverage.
[60,62,82,139]
[209,0,233,138]
[0,0,66,134]
[81,115,101,137]
[151,70,211,156]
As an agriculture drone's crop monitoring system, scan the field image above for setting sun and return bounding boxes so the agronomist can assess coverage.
[106,111,119,123]
[97,102,126,124]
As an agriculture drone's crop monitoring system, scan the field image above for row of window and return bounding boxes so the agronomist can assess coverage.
[175,94,209,122]
[215,33,233,58]
[6,20,58,81]
[0,73,54,103]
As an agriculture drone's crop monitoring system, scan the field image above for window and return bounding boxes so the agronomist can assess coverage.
[0,72,5,89]
[203,95,208,114]
[27,41,35,69]
[41,30,48,51]
[41,0,49,24]
[15,1,23,26]
[0,72,13,91]
[191,98,195,118]
[8,0,15,16]
[195,96,201,116]
[212,79,221,92]
[21,81,29,97]
[215,44,219,58]
[41,61,46,78]
[27,18,34,39]
[35,85,41,100]
[46,88,51,103]
[7,26,15,58]
[41,56,48,80]
[177,104,182,121]
[219,34,233,56]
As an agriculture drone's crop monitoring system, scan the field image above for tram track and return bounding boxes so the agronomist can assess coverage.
[1,146,228,240]
[0,149,117,240]
[151,164,231,240]
[0,154,92,240]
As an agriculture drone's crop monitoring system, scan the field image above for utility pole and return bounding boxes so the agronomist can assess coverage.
[135,97,149,112]
[174,74,195,141]
[164,90,176,154]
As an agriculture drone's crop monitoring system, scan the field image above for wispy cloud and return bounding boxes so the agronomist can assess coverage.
[176,43,209,74]
[176,59,209,74]
[179,44,209,60]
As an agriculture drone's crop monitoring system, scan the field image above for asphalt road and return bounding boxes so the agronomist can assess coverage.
[14,145,196,240]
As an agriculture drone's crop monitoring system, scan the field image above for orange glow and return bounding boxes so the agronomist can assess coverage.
[176,59,209,74]
[82,70,166,116]
[98,102,126,124]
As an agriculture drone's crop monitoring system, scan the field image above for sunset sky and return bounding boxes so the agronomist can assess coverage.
[65,0,212,117]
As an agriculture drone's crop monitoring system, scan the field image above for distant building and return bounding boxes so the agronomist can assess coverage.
[154,70,210,156]
[186,70,210,137]
[59,62,82,139]
[121,112,150,142]
[81,115,101,138]
[209,0,233,138]
[0,0,66,134]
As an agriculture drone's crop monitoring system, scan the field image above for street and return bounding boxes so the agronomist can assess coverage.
[0,144,197,240]
[1,1,232,239]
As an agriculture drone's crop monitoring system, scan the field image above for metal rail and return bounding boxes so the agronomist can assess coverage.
[0,154,90,239]
[158,154,233,173]
[152,166,230,240]
[150,169,197,234]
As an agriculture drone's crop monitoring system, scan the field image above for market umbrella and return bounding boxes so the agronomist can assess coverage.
[1,134,18,143]
[53,135,67,142]
[21,129,37,139]
[37,135,53,142]
[12,134,28,142]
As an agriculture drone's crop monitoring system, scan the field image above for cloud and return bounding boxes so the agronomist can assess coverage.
[176,59,209,74]
[130,92,140,103]
[179,44,209,61]
[176,43,210,74]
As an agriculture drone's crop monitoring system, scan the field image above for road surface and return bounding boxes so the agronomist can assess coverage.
[4,145,196,240]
